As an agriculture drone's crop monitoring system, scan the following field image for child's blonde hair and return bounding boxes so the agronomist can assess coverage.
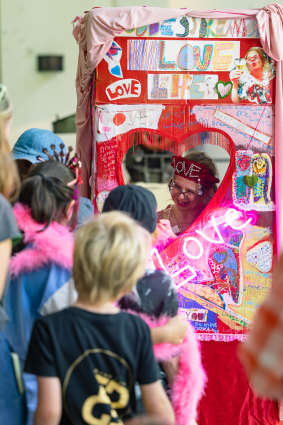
[73,211,151,303]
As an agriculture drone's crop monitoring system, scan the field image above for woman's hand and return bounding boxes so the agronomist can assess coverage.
[230,69,242,103]
[230,69,242,87]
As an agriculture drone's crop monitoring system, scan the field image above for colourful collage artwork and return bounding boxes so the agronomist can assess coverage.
[93,15,275,341]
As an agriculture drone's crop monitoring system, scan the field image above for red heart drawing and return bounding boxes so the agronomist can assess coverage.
[117,128,236,233]
[173,131,236,231]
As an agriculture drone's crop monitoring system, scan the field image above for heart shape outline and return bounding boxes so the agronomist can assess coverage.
[117,126,236,234]
[243,174,258,188]
[213,250,228,264]
[216,81,233,99]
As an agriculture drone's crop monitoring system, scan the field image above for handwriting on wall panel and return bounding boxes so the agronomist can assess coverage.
[192,105,274,153]
[214,111,271,145]
[95,104,165,142]
[122,17,259,39]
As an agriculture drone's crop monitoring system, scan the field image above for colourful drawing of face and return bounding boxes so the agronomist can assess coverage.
[104,41,123,78]
[237,154,251,171]
[253,156,267,175]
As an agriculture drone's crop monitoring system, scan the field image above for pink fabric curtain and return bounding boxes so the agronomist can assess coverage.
[72,7,191,198]
[257,4,283,254]
[73,4,283,253]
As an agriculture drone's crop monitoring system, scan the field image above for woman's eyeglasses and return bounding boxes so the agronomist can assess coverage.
[246,55,261,63]
[169,182,199,200]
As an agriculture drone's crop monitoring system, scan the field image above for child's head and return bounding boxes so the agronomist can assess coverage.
[19,160,77,229]
[12,128,67,181]
[73,211,151,304]
[102,184,157,234]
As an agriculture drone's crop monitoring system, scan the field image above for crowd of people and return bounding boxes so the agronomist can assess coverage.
[0,117,282,425]
[0,123,206,425]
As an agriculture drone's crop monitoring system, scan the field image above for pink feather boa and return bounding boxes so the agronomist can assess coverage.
[128,311,207,425]
[10,203,74,277]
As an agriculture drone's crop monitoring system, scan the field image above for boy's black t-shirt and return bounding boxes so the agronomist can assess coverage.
[24,307,159,425]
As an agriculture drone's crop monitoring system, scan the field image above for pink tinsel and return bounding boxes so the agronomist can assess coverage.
[10,203,74,277]
[128,311,207,425]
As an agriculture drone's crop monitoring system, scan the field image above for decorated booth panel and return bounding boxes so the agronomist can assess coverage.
[93,15,276,342]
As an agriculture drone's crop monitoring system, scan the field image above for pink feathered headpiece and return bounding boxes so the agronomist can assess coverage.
[171,155,219,188]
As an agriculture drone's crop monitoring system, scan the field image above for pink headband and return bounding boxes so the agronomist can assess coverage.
[171,155,219,188]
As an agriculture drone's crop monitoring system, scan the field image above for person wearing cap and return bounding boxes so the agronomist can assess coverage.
[12,128,67,180]
[12,128,94,227]
[102,184,179,319]
[5,160,79,425]
[102,185,206,424]
[157,151,219,236]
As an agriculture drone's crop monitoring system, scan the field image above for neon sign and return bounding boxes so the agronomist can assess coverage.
[151,208,253,289]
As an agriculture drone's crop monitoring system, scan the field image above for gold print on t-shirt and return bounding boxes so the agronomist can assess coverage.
[63,349,133,423]
[82,372,129,425]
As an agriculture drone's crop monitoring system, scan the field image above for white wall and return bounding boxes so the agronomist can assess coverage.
[0,0,276,148]
[0,0,167,148]
[167,0,277,9]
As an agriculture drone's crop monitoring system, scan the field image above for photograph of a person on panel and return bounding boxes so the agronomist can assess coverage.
[230,46,275,105]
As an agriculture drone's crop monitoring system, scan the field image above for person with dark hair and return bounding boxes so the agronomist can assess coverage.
[12,128,94,227]
[102,184,207,425]
[102,184,179,322]
[4,160,79,425]
[158,151,219,235]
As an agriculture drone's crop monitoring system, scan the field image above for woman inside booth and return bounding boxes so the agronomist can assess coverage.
[157,150,279,424]
[157,151,219,235]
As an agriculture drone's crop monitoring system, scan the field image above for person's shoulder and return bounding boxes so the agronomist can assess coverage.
[157,204,172,219]
[0,194,20,242]
[77,197,94,228]
[138,269,178,316]
[0,193,10,207]
[0,193,14,217]
[145,268,171,278]
[119,310,150,331]
[39,307,73,324]
[32,308,75,337]
[0,194,14,220]
[142,269,175,286]
[24,262,72,284]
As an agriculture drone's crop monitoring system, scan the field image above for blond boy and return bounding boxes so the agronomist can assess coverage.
[24,212,175,425]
